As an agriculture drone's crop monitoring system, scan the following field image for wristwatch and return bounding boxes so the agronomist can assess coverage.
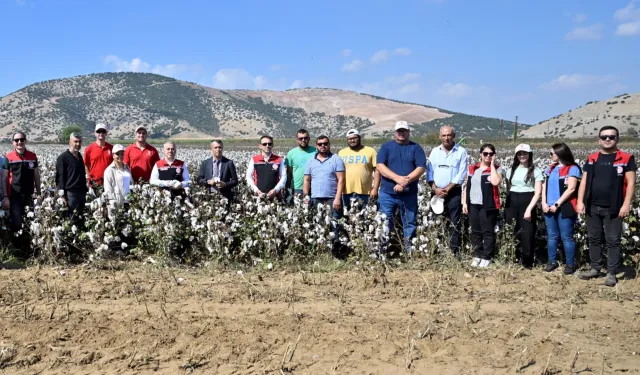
[554,202,560,208]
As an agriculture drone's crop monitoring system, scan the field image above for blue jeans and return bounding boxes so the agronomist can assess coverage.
[378,191,418,252]
[544,212,577,266]
[342,193,370,210]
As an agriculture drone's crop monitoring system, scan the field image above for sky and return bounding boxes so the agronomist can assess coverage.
[1,0,639,125]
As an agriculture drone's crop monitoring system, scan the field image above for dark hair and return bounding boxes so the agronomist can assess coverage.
[297,129,309,135]
[509,151,534,185]
[479,143,495,153]
[316,135,330,143]
[12,131,26,141]
[211,139,224,147]
[259,135,273,143]
[599,125,619,137]
[551,142,577,166]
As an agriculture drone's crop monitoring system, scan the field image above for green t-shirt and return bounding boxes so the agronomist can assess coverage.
[506,166,543,193]
[285,146,317,190]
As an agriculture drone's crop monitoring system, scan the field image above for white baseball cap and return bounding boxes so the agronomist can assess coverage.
[514,144,532,154]
[346,129,360,137]
[135,125,147,133]
[395,121,410,131]
[113,144,125,153]
[430,195,445,215]
[95,123,109,132]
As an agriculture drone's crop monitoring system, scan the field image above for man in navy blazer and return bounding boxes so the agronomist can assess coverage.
[197,140,238,207]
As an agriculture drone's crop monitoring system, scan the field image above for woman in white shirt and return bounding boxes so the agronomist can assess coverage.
[103,144,132,208]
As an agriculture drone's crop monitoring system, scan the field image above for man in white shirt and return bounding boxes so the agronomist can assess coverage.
[246,136,287,199]
[426,125,469,259]
[150,141,190,196]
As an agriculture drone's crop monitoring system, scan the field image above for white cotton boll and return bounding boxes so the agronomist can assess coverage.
[71,225,77,234]
[494,225,500,233]
[121,242,128,249]
[267,263,273,270]
[633,236,639,243]
[27,211,34,218]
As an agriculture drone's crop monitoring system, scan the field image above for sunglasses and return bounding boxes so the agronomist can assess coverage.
[316,142,329,146]
[13,138,26,143]
[482,152,495,157]
[96,130,107,134]
[347,137,359,142]
[549,151,555,156]
[599,135,617,141]
[297,136,310,141]
[261,142,273,146]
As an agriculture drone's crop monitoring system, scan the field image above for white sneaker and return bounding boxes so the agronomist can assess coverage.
[471,258,481,267]
[479,259,492,268]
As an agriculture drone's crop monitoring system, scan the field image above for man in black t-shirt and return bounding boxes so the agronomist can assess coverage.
[577,126,637,287]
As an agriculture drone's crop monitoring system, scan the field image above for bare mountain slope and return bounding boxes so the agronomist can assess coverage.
[520,93,640,138]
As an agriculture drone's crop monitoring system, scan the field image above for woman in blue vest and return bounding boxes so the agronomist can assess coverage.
[541,143,581,274]
[462,144,504,268]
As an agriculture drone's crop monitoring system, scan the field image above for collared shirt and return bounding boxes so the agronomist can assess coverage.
[245,153,287,193]
[212,158,221,179]
[56,150,87,194]
[149,158,190,189]
[427,143,468,188]
[304,152,345,199]
[124,143,160,183]
[84,142,114,184]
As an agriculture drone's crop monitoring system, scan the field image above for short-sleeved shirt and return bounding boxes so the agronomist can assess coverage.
[304,153,345,199]
[3,150,38,196]
[84,142,114,184]
[377,140,427,195]
[544,165,581,205]
[506,166,543,193]
[285,146,317,190]
[124,143,160,183]
[426,144,468,188]
[338,146,377,195]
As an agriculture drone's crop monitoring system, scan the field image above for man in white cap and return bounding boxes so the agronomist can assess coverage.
[124,125,160,183]
[84,123,113,186]
[338,128,379,210]
[376,121,427,254]
[426,125,468,259]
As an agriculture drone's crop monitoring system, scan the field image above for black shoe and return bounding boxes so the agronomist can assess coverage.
[604,273,617,287]
[543,262,558,272]
[563,264,576,275]
[578,268,600,280]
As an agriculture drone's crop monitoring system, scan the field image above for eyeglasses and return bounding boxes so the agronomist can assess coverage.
[96,130,107,134]
[13,138,25,143]
[347,137,359,142]
[297,136,310,141]
[516,152,528,157]
[317,142,329,146]
[261,142,273,146]
[482,152,495,157]
[599,134,617,141]
[549,151,555,156]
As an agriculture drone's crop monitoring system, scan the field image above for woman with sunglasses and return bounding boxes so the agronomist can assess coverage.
[542,143,581,274]
[462,144,504,268]
[505,144,543,268]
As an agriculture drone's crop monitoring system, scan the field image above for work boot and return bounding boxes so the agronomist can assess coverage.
[543,262,558,272]
[603,273,617,287]
[578,268,600,280]
[563,264,576,275]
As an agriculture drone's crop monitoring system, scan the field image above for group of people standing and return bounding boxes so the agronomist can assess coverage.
[0,122,637,286]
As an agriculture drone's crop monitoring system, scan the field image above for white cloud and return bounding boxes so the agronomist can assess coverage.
[539,74,615,90]
[437,82,473,98]
[574,14,588,23]
[270,64,281,71]
[212,69,256,89]
[397,83,421,95]
[342,59,364,72]
[254,76,268,89]
[385,73,422,84]
[290,80,303,89]
[393,47,412,56]
[342,49,352,57]
[565,24,603,40]
[616,21,640,35]
[103,55,198,78]
[614,1,640,21]
[348,73,422,99]
[371,50,390,64]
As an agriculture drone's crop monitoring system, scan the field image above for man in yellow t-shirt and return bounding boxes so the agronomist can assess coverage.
[338,129,379,210]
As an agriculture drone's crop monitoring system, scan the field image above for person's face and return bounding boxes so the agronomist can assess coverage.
[395,129,410,142]
[516,151,529,164]
[113,151,124,162]
[316,138,331,153]
[13,134,26,152]
[550,149,559,163]
[96,128,107,141]
[211,142,223,158]
[70,137,82,152]
[347,135,361,148]
[481,148,495,163]
[164,144,176,160]
[260,138,273,154]
[439,129,455,147]
[136,129,148,143]
[598,130,618,150]
[296,133,310,148]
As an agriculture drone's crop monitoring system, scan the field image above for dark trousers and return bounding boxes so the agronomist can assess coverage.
[587,204,623,274]
[505,191,537,267]
[9,194,32,232]
[66,190,86,228]
[468,204,498,260]
[442,190,462,253]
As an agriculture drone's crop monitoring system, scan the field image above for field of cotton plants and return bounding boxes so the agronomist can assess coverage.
[0,140,639,374]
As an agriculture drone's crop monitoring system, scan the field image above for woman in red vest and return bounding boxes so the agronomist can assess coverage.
[541,143,581,275]
[462,144,504,268]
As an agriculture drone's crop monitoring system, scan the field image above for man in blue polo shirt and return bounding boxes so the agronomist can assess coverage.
[304,135,345,254]
[376,121,427,254]
[426,125,468,259]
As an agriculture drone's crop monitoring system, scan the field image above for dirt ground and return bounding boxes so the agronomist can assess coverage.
[1,261,639,375]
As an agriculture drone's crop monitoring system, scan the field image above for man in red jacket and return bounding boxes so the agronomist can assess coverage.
[124,126,160,183]
[84,123,113,186]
